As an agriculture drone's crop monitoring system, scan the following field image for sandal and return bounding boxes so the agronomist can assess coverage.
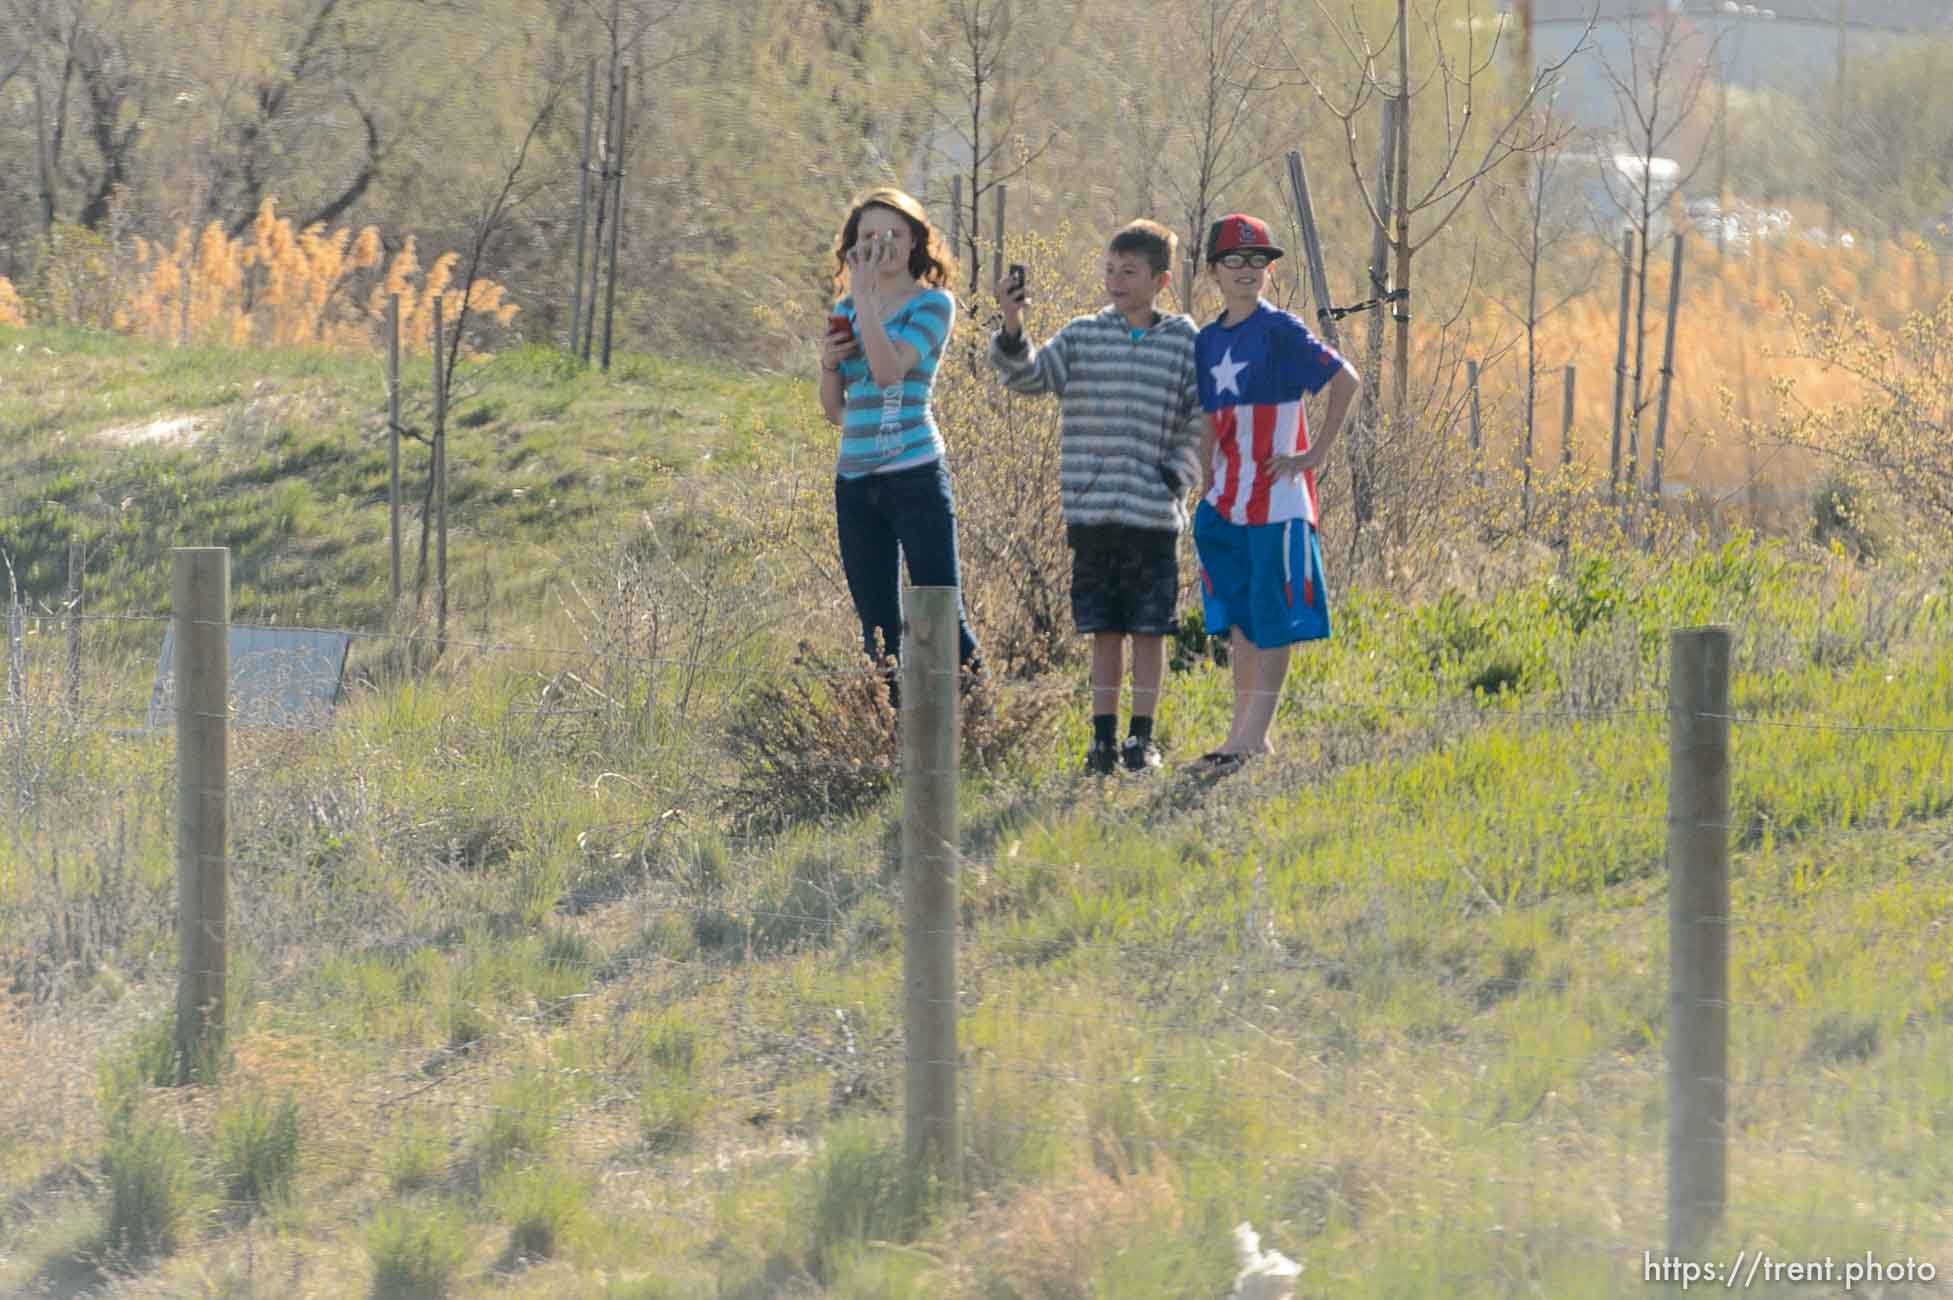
[1191,750,1248,775]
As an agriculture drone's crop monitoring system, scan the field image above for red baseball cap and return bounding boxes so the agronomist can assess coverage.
[1206,213,1285,263]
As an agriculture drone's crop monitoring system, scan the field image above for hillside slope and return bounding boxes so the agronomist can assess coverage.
[1,328,1950,1298]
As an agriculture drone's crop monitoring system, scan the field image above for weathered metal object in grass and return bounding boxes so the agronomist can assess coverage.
[148,625,351,731]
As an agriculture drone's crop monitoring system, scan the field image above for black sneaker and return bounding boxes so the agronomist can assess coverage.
[1120,735,1163,772]
[1084,738,1118,775]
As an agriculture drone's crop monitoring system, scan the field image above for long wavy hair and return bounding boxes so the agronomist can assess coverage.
[830,188,957,296]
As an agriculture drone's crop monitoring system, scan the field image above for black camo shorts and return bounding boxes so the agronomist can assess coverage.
[1067,525,1179,636]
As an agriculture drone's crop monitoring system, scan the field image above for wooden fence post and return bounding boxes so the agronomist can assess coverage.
[1561,364,1577,468]
[174,547,229,1082]
[1284,149,1344,358]
[387,293,402,608]
[1667,625,1731,1256]
[433,298,448,658]
[902,586,960,1191]
[570,59,596,359]
[65,540,81,722]
[1651,232,1686,503]
[581,68,620,363]
[6,580,21,826]
[602,73,629,373]
[1609,228,1635,501]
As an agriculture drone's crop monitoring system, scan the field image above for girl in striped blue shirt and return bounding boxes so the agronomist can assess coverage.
[817,189,982,683]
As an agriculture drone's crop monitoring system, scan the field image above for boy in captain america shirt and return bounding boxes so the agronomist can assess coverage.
[1190,213,1361,774]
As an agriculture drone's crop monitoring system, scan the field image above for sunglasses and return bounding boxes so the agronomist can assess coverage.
[1216,253,1273,269]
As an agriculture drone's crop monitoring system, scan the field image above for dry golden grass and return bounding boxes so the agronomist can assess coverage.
[100,196,519,355]
[953,1154,1185,1299]
[1495,237,1952,496]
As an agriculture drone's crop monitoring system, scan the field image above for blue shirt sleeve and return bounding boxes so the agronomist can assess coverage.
[834,295,867,381]
[888,290,955,366]
[1274,312,1345,397]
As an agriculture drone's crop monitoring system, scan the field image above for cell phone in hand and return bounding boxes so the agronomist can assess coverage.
[1008,263,1027,293]
[828,312,851,337]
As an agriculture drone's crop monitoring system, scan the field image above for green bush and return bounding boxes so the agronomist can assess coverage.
[366,1201,471,1299]
[387,1118,448,1194]
[218,1089,302,1208]
[488,1164,590,1262]
[102,1111,194,1262]
[478,1075,559,1174]
[808,1123,934,1274]
[640,1012,709,1151]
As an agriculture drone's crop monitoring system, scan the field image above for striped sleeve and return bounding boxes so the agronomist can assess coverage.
[888,289,954,364]
[1166,354,1204,491]
[988,316,1079,396]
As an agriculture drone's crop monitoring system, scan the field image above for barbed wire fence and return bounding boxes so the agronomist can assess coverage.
[1,549,1950,1291]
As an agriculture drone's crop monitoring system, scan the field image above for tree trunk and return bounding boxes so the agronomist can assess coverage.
[1524,251,1539,526]
[1390,0,1413,437]
[1356,95,1397,548]
[966,7,985,294]
[34,77,55,232]
[1628,205,1653,492]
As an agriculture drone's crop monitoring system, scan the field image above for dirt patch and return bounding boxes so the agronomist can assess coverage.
[97,415,205,447]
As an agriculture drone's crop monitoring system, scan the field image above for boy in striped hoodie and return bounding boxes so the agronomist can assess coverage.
[988,220,1204,775]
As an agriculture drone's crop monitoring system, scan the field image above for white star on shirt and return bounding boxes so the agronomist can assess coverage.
[1210,347,1247,397]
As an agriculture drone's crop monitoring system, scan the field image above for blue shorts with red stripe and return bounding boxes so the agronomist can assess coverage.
[1192,499,1332,648]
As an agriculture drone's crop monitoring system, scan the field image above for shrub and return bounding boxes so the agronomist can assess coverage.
[724,644,1067,827]
[366,1201,471,1299]
[218,1089,302,1209]
[102,1109,194,1262]
[808,1122,934,1274]
[387,1118,448,1194]
[487,1164,590,1263]
[477,1075,559,1174]
[1809,471,1881,560]
[640,1012,710,1151]
[721,644,899,826]
[1781,287,1953,537]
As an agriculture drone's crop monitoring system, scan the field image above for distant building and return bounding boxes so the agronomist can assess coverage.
[1526,0,1953,131]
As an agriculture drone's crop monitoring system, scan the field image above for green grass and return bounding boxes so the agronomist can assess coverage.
[217,1088,302,1210]
[0,324,810,623]
[365,1200,473,1299]
[100,1109,194,1264]
[2,330,1951,1296]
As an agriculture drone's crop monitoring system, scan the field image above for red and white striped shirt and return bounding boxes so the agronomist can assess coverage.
[1196,301,1346,526]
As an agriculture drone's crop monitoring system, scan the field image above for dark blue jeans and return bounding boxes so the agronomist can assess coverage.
[834,459,981,670]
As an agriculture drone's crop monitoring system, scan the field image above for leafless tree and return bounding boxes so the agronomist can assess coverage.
[1594,9,1720,498]
[5,0,158,230]
[1285,0,1585,544]
[572,0,686,357]
[1481,99,1589,526]
[415,84,568,625]
[933,0,1065,291]
[1159,0,1289,316]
